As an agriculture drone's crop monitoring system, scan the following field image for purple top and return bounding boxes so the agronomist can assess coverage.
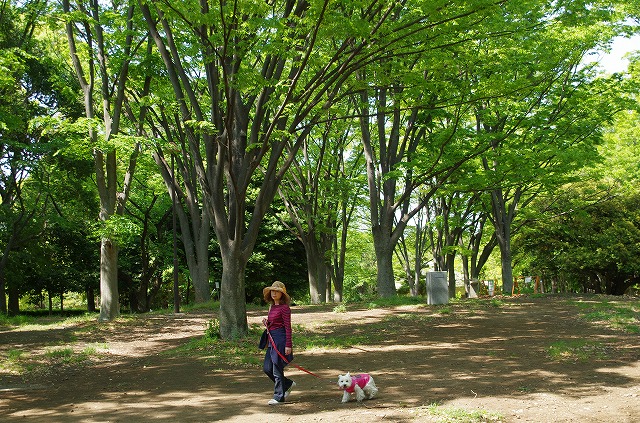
[267,304,292,348]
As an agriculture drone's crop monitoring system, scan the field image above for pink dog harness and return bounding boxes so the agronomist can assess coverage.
[345,374,371,393]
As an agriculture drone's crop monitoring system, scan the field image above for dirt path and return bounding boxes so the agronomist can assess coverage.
[1,295,639,422]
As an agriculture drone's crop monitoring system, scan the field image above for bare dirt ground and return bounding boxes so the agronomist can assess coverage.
[1,294,639,422]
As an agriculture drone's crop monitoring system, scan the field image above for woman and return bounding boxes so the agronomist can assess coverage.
[262,281,296,405]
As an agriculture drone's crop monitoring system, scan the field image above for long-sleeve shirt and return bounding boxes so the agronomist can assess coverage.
[267,304,292,348]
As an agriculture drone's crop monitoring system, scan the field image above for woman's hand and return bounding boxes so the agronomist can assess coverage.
[285,347,292,355]
[262,318,268,326]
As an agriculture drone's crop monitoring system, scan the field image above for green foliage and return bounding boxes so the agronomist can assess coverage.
[342,229,377,302]
[3,0,639,318]
[332,303,347,313]
[513,107,640,295]
[242,207,308,304]
[514,185,640,295]
[204,319,220,339]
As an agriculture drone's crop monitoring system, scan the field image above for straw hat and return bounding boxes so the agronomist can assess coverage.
[263,281,291,304]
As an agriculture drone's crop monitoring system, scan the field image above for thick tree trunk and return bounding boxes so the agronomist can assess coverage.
[1,231,16,314]
[333,274,343,302]
[189,239,211,303]
[86,287,96,312]
[500,246,514,295]
[373,229,396,297]
[495,218,514,294]
[332,228,346,302]
[98,238,120,321]
[490,188,517,295]
[305,241,327,304]
[219,250,248,339]
[7,284,19,317]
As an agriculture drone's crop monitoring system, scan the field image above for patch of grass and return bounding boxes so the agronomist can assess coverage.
[333,303,347,313]
[169,315,377,368]
[438,306,453,315]
[45,347,74,360]
[572,298,640,333]
[295,324,371,350]
[0,312,98,332]
[2,343,106,376]
[0,314,38,328]
[547,340,610,361]
[0,349,29,373]
[464,298,507,309]
[168,322,264,367]
[364,295,424,309]
[418,403,503,422]
[490,298,506,308]
[44,345,105,364]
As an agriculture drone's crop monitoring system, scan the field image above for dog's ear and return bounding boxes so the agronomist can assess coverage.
[346,372,350,377]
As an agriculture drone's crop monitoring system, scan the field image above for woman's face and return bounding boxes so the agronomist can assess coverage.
[271,290,283,302]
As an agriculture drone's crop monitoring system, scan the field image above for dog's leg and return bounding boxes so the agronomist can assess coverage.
[354,385,365,402]
[363,386,375,399]
[366,379,378,398]
[341,390,350,403]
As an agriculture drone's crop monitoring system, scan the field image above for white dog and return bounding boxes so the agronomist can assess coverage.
[337,372,378,403]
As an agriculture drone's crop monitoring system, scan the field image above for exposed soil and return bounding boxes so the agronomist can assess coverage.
[1,295,639,422]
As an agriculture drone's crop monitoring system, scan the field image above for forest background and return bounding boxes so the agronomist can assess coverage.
[1,0,640,339]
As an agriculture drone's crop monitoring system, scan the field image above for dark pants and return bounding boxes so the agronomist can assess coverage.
[263,328,294,402]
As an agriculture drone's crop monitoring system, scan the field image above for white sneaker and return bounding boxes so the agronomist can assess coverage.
[268,399,283,406]
[284,381,296,399]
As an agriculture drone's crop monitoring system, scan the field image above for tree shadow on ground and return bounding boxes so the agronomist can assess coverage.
[1,295,638,422]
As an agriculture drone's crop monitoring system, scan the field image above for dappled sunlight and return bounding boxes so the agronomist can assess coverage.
[2,295,638,422]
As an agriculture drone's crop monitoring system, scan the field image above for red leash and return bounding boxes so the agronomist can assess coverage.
[264,325,327,380]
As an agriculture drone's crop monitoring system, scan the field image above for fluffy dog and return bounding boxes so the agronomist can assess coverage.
[337,372,378,403]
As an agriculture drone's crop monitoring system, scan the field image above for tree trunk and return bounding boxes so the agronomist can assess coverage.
[0,269,6,314]
[86,287,96,312]
[446,252,456,298]
[411,223,425,296]
[98,238,120,322]
[64,0,138,323]
[331,208,349,303]
[306,244,327,304]
[489,188,518,295]
[7,284,19,317]
[500,250,514,295]
[153,151,211,304]
[0,225,17,314]
[373,229,396,297]
[461,241,470,297]
[189,225,211,303]
[219,250,248,339]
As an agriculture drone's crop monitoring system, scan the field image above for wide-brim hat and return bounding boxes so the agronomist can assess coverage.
[263,281,291,304]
